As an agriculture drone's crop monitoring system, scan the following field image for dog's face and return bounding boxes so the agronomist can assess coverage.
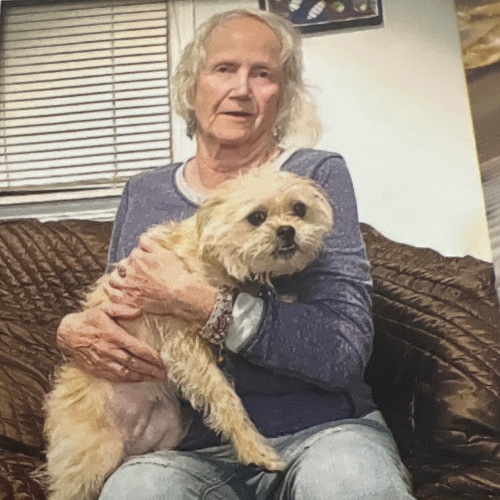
[197,167,334,284]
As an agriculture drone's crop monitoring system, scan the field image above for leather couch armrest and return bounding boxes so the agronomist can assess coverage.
[361,223,500,496]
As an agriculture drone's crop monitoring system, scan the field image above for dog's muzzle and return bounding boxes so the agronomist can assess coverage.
[274,225,298,258]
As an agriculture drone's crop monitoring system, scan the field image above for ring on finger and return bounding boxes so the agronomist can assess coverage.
[125,353,136,369]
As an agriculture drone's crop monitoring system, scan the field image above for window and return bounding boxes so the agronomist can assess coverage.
[0,0,178,220]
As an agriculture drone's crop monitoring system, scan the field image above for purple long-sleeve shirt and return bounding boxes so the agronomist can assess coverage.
[107,148,376,450]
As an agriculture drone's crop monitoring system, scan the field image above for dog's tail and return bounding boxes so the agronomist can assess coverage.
[42,364,124,500]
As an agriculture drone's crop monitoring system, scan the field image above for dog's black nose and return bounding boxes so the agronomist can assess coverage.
[276,225,296,241]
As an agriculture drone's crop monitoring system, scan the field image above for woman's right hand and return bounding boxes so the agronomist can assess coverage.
[56,304,168,382]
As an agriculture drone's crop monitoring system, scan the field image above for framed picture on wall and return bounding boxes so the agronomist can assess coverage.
[258,0,383,34]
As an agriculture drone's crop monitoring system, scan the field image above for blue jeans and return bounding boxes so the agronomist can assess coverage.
[99,411,414,499]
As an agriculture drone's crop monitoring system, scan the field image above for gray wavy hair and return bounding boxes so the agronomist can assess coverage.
[171,9,322,147]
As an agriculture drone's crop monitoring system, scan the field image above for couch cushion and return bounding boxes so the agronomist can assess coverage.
[0,219,112,451]
[414,460,500,500]
[0,449,46,500]
[361,224,500,491]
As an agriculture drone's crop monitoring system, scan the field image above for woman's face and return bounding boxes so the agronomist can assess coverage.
[194,16,283,148]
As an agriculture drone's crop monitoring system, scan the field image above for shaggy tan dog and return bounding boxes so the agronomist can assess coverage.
[42,167,334,500]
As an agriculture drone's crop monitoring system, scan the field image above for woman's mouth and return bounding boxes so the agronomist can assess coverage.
[222,111,253,117]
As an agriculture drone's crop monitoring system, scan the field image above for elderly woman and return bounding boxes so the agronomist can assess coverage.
[57,9,415,500]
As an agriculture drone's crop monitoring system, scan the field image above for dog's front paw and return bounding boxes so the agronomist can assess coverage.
[256,449,286,472]
[236,436,285,472]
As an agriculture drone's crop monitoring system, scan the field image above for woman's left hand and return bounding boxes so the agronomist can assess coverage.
[106,234,218,325]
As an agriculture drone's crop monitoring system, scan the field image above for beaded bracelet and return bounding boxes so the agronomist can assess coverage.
[199,285,239,346]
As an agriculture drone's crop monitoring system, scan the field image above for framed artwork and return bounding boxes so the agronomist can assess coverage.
[258,0,383,34]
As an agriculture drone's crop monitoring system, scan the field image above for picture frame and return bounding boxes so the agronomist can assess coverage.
[258,0,383,34]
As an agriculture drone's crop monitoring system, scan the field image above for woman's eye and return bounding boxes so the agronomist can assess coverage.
[217,66,228,73]
[258,70,269,78]
[247,210,267,226]
[292,202,307,218]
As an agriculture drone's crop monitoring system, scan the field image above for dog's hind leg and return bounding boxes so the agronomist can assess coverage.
[161,327,285,471]
[43,365,125,500]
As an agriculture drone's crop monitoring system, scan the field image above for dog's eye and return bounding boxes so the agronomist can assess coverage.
[247,210,267,226]
[292,202,307,218]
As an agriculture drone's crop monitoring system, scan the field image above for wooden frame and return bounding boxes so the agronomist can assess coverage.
[258,0,383,34]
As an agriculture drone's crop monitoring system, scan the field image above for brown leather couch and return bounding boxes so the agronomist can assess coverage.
[0,218,499,500]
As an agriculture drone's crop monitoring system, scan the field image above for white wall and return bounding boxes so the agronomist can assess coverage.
[189,0,491,260]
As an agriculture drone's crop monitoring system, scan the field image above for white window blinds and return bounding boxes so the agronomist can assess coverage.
[0,0,172,196]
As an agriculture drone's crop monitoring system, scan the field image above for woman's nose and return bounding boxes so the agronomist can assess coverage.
[230,71,251,97]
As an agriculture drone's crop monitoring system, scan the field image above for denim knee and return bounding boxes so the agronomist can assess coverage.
[99,457,189,500]
[281,426,414,500]
[99,451,240,500]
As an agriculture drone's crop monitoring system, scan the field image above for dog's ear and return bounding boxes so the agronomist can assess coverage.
[195,195,225,239]
[195,194,229,267]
